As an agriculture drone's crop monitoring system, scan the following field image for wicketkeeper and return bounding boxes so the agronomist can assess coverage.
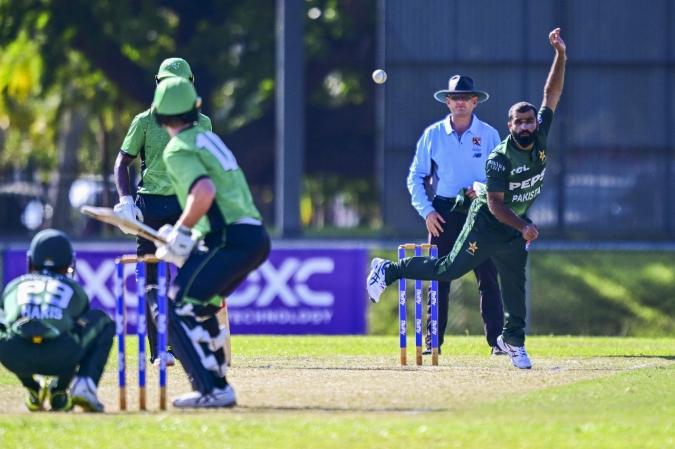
[0,229,114,412]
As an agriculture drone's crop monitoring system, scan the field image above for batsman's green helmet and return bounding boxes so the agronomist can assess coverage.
[152,77,201,116]
[156,57,194,82]
[27,229,74,271]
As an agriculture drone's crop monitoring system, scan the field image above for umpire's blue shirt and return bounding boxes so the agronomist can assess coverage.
[407,114,501,219]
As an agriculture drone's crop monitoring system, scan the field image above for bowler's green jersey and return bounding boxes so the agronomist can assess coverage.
[163,126,262,237]
[478,107,553,217]
[121,109,212,196]
[0,273,89,339]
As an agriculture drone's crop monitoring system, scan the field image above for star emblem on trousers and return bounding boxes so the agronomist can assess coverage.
[467,241,478,255]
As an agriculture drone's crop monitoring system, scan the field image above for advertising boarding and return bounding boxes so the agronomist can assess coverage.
[2,246,368,335]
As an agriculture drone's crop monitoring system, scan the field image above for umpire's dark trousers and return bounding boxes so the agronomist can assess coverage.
[426,196,504,348]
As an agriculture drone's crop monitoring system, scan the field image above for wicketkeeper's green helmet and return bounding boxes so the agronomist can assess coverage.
[27,229,75,272]
[156,57,194,83]
[152,77,201,116]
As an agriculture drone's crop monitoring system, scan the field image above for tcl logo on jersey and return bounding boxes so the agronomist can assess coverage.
[509,168,546,190]
[510,165,530,175]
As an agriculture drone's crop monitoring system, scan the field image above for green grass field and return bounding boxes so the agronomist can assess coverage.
[0,336,673,449]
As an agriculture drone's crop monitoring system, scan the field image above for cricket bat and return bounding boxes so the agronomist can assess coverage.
[80,206,167,245]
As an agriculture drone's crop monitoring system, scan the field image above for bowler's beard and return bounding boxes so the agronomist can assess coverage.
[512,129,536,147]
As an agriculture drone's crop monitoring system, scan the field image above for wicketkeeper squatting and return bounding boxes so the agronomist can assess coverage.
[0,229,114,412]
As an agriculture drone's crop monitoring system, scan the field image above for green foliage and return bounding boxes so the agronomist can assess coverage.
[0,31,43,103]
[368,250,675,337]
[531,251,675,336]
[305,0,372,108]
[301,175,380,229]
[0,0,375,176]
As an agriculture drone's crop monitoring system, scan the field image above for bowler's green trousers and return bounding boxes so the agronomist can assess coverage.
[386,202,529,346]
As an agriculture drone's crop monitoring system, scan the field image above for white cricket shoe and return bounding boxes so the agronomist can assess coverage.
[366,258,390,303]
[496,335,532,369]
[491,346,507,356]
[151,351,176,367]
[70,377,104,412]
[172,385,237,409]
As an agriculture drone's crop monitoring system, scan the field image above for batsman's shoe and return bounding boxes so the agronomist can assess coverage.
[25,387,47,412]
[496,335,532,369]
[70,377,104,413]
[491,346,507,356]
[172,385,237,409]
[151,350,177,367]
[422,346,441,356]
[367,258,390,303]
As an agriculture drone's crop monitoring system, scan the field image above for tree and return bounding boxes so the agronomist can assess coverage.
[0,0,377,232]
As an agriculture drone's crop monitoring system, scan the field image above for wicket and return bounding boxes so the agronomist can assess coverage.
[114,254,169,411]
[398,243,439,366]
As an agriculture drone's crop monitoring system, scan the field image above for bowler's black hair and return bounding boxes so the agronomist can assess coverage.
[508,102,537,122]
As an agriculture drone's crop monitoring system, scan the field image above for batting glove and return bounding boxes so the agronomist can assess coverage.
[113,196,144,235]
[155,224,197,267]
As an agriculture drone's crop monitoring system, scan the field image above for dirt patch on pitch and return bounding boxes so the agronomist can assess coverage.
[229,355,672,412]
[3,354,670,414]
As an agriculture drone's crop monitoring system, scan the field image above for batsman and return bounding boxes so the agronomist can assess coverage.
[148,76,270,408]
[368,28,567,369]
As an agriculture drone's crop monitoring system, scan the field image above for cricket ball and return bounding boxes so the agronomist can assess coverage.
[372,69,387,84]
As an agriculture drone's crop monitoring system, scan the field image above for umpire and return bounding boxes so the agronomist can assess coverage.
[407,75,504,355]
[113,57,212,365]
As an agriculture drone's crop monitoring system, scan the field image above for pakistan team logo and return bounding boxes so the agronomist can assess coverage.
[539,150,546,162]
[466,241,478,256]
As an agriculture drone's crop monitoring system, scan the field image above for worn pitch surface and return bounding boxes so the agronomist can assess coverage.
[1,338,671,414]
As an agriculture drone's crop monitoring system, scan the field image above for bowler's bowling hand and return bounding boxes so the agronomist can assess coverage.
[549,28,566,53]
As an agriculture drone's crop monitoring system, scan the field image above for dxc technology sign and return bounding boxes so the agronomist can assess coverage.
[2,247,368,335]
